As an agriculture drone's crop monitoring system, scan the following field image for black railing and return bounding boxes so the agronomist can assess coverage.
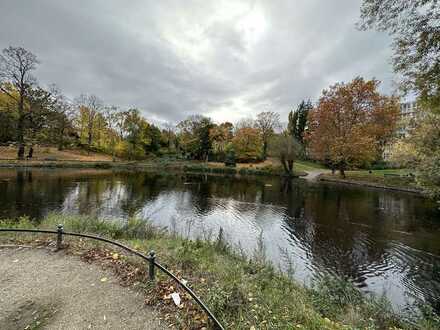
[0,226,224,330]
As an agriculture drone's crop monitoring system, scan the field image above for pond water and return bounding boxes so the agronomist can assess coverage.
[1,168,439,312]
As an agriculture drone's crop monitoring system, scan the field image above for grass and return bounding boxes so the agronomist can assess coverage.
[294,160,327,172]
[184,162,308,177]
[1,214,439,329]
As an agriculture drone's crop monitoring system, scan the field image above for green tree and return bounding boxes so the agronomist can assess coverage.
[288,100,312,144]
[359,0,440,112]
[177,115,213,160]
[270,132,301,176]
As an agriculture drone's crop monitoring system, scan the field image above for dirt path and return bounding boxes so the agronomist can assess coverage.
[0,247,166,330]
[303,169,331,181]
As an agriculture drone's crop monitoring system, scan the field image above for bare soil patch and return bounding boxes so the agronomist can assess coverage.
[0,146,113,161]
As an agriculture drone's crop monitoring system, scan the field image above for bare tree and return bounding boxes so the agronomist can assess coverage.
[255,111,281,160]
[0,46,39,159]
[234,117,255,132]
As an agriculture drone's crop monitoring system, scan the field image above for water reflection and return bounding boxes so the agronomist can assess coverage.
[1,168,439,312]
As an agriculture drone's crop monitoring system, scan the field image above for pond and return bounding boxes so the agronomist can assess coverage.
[1,168,439,313]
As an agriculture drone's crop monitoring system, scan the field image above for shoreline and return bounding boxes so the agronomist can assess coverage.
[318,174,422,194]
[0,160,424,195]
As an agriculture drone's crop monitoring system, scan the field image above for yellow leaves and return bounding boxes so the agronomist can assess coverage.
[100,277,108,282]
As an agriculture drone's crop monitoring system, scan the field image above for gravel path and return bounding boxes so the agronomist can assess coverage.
[0,247,166,330]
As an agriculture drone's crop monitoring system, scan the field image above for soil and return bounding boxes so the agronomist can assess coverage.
[0,146,113,162]
[0,247,166,329]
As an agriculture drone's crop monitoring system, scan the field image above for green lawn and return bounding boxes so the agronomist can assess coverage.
[294,160,327,172]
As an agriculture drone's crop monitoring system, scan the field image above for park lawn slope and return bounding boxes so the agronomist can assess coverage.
[1,214,438,329]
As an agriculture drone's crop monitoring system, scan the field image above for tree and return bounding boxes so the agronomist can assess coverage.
[48,85,75,150]
[288,100,312,144]
[0,89,18,143]
[306,77,399,177]
[359,0,440,112]
[232,127,262,162]
[177,115,213,160]
[270,132,301,176]
[209,122,233,160]
[124,109,147,159]
[75,94,102,151]
[0,46,39,159]
[391,110,440,200]
[103,106,121,160]
[162,122,176,151]
[255,111,281,160]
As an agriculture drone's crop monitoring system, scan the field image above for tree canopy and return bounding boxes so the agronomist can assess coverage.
[359,0,440,112]
[306,77,399,176]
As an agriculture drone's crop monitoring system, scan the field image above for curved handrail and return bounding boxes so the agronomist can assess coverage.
[0,227,224,330]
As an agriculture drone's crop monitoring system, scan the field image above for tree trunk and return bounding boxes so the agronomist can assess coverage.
[58,124,65,151]
[16,96,25,160]
[281,155,289,175]
[287,160,294,175]
[339,166,346,178]
[262,141,268,160]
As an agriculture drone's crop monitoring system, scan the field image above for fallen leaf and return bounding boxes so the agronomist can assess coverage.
[100,277,108,282]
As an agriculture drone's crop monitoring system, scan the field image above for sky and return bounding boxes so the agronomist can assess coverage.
[0,0,395,125]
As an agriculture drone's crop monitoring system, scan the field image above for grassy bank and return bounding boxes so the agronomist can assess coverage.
[183,163,307,178]
[1,214,438,329]
[319,169,421,193]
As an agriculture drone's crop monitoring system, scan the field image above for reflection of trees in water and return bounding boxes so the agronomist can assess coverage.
[0,169,77,220]
[278,183,440,311]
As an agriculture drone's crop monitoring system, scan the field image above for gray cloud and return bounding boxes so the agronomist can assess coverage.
[0,0,393,124]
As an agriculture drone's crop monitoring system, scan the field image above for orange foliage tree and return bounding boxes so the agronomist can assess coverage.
[232,127,262,162]
[306,77,399,177]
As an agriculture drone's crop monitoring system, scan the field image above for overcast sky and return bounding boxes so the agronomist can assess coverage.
[0,0,395,125]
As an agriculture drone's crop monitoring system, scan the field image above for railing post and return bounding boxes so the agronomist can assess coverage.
[56,224,64,251]
[147,250,156,281]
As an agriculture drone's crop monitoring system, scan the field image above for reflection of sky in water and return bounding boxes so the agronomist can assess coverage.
[2,169,440,313]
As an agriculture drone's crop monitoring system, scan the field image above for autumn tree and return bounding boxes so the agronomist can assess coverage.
[75,94,103,151]
[359,0,440,112]
[232,127,262,162]
[0,46,39,159]
[255,111,281,160]
[209,122,233,160]
[306,77,399,177]
[0,89,18,143]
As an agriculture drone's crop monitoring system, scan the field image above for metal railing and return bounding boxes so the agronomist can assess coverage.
[0,225,224,330]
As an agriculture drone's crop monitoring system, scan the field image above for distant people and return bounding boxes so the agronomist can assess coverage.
[26,146,34,160]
